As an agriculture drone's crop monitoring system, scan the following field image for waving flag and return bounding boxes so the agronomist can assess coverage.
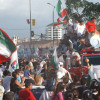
[56,0,68,24]
[56,0,62,17]
[0,29,16,63]
[50,47,59,69]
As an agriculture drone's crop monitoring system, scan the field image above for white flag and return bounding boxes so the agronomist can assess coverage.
[9,50,19,72]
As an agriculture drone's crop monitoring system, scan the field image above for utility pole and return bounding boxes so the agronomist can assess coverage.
[47,3,55,46]
[29,0,32,43]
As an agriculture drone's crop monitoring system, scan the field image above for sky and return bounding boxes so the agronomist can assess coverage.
[0,0,99,39]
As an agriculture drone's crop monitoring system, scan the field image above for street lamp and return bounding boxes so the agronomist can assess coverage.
[47,3,55,46]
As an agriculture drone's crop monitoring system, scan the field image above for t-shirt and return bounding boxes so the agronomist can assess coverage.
[86,21,96,32]
[17,76,21,83]
[24,69,30,78]
[3,76,12,92]
[57,67,67,79]
[29,62,33,67]
[0,85,4,100]
[19,88,36,100]
[76,24,86,37]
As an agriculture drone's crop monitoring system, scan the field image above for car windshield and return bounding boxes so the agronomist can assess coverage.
[82,55,100,66]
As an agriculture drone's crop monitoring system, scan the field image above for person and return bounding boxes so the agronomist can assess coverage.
[51,82,65,100]
[82,90,93,100]
[29,58,34,72]
[0,78,4,100]
[0,64,3,78]
[2,71,12,92]
[34,74,44,86]
[57,62,68,80]
[15,69,22,83]
[75,20,86,38]
[78,77,88,99]
[73,19,79,34]
[68,75,81,90]
[67,19,74,42]
[78,38,86,53]
[69,48,81,66]
[1,62,7,72]
[19,82,36,100]
[3,91,15,100]
[86,17,96,34]
[24,65,34,84]
[72,88,79,100]
[10,72,25,93]
[64,90,74,100]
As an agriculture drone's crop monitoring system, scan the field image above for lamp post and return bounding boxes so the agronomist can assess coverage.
[47,3,55,46]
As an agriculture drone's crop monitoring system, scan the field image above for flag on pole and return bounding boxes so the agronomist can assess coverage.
[57,9,67,23]
[50,47,59,69]
[0,29,16,63]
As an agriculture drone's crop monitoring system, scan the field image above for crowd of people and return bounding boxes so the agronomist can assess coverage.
[0,17,99,100]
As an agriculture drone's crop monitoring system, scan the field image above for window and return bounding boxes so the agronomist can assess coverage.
[82,55,100,66]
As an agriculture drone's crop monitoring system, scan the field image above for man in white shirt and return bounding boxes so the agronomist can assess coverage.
[57,62,68,79]
[76,20,86,37]
[73,19,79,33]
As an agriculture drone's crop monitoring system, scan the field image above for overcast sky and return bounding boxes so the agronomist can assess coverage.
[0,0,99,38]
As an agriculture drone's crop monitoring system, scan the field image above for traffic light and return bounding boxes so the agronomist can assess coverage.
[31,31,34,37]
[32,19,35,26]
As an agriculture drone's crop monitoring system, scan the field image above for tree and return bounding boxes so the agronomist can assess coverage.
[65,0,100,24]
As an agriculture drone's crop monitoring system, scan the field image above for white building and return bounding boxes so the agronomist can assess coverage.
[46,26,62,40]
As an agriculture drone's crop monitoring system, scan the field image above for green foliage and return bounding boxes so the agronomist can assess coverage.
[65,0,100,24]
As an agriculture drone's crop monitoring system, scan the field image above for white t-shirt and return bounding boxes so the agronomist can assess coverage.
[29,62,33,67]
[57,67,67,79]
[0,85,4,100]
[76,24,86,37]
[3,76,12,92]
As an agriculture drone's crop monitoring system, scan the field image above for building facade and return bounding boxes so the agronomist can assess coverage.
[46,26,62,40]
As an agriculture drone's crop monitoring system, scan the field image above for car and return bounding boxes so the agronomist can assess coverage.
[66,48,100,78]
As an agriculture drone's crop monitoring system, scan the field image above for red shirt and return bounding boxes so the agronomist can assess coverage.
[19,88,36,100]
[86,21,96,32]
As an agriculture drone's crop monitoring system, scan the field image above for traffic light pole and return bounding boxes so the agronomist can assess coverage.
[29,0,32,44]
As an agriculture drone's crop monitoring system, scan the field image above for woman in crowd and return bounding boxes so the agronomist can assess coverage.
[51,82,65,100]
